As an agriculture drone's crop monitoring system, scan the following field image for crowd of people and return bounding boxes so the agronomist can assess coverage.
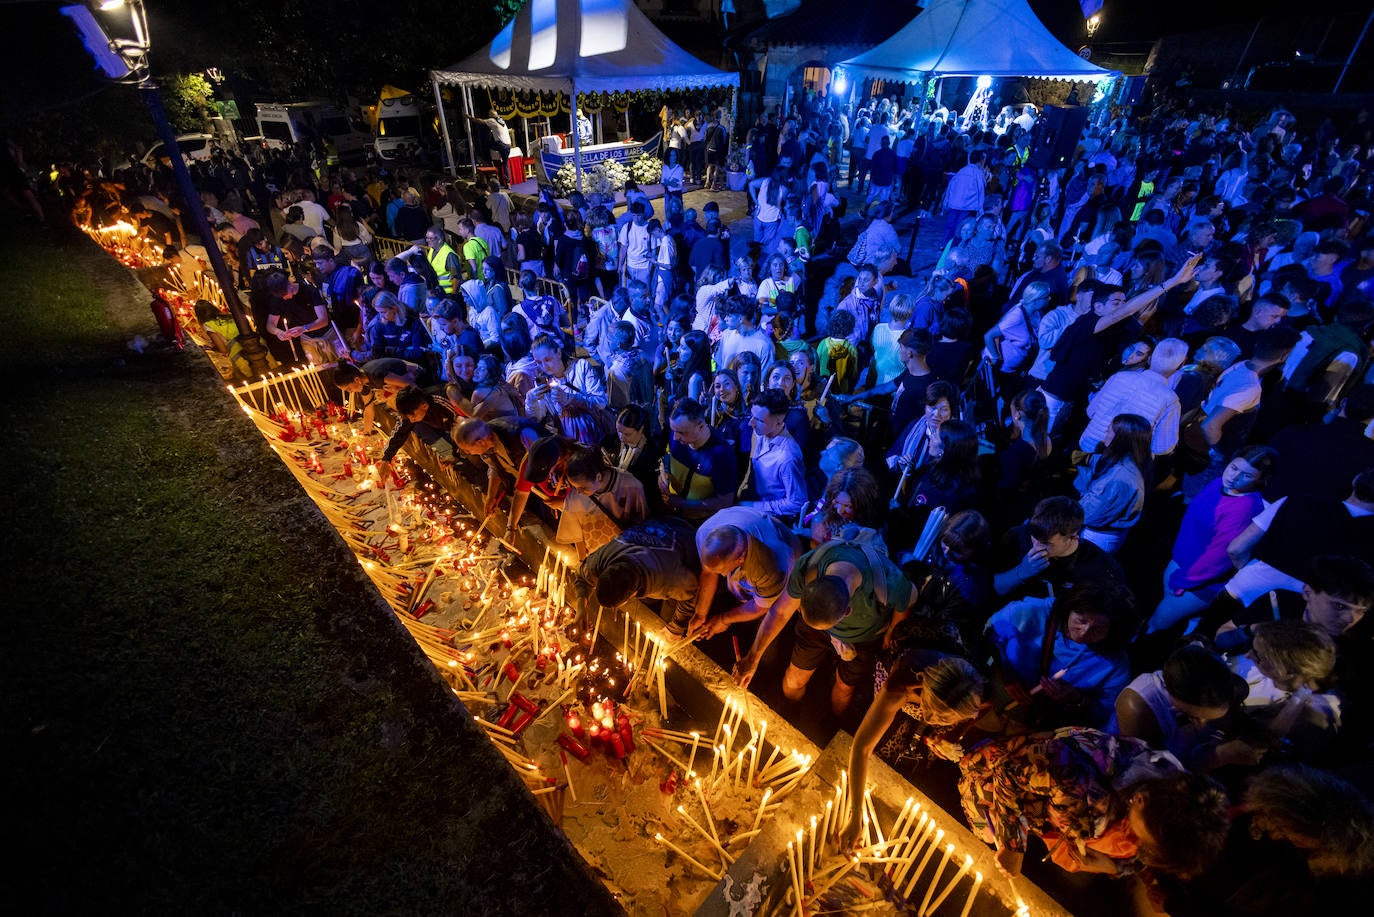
[56,85,1374,913]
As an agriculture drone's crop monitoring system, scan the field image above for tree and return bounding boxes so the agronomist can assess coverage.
[162,73,215,134]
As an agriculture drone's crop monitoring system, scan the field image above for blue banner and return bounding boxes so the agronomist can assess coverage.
[538,131,662,181]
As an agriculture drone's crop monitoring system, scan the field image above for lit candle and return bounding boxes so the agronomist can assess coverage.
[712,698,730,748]
[918,844,956,917]
[685,731,702,777]
[925,853,974,915]
[750,786,773,834]
[657,658,668,720]
[958,871,983,917]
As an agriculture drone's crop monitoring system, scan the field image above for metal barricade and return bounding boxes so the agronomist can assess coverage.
[372,235,411,262]
[507,267,571,311]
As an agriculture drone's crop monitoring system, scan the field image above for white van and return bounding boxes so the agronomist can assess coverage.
[373,94,422,161]
[138,133,217,169]
[255,101,371,162]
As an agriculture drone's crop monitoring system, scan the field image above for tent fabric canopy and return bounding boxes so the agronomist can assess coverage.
[431,0,739,94]
[839,0,1118,83]
[742,0,921,50]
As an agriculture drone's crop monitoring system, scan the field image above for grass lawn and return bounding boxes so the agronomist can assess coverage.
[1,225,618,915]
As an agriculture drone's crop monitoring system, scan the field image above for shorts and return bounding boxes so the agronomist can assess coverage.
[866,183,894,204]
[790,620,882,687]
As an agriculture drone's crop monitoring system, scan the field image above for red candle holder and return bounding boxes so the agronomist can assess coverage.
[510,709,536,734]
[608,729,627,759]
[616,713,635,754]
[557,732,590,762]
[502,661,519,683]
[565,709,585,740]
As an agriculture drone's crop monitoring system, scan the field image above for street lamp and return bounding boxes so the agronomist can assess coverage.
[1086,14,1101,40]
[61,0,270,375]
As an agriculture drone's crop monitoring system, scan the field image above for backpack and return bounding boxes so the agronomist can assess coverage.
[571,243,591,280]
[593,226,618,266]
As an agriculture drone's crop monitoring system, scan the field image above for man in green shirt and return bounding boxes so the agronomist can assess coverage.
[734,539,917,715]
[457,218,491,281]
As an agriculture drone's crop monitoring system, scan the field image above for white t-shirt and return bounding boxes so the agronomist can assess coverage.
[754,180,782,224]
[295,199,331,237]
[1203,362,1261,416]
[619,220,653,270]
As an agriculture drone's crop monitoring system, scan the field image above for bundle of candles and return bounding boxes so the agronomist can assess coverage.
[772,786,1013,917]
[81,219,166,269]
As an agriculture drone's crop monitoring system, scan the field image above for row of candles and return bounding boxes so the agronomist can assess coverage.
[776,787,994,917]
[228,369,587,803]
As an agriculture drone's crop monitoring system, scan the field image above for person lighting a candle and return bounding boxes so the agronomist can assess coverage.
[733,534,918,716]
[841,655,988,849]
[579,518,700,635]
[375,385,462,482]
[688,505,801,642]
[334,358,423,428]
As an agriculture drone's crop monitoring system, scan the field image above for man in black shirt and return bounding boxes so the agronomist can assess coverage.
[378,385,461,475]
[582,517,701,634]
[1264,386,1374,503]
[264,270,334,366]
[1041,254,1201,434]
[993,496,1123,600]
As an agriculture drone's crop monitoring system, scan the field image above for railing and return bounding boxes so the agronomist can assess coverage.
[371,234,412,261]
[505,267,572,309]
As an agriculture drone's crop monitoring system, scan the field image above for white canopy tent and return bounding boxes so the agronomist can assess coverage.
[429,0,739,185]
[839,0,1119,83]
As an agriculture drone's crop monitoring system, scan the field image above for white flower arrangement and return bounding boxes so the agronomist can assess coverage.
[630,153,662,186]
[588,159,630,195]
[552,162,579,198]
[550,158,632,197]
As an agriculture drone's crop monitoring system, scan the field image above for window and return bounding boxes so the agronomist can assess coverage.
[261,121,293,143]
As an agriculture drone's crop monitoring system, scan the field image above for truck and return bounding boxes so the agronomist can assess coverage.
[254,101,371,163]
[364,86,424,162]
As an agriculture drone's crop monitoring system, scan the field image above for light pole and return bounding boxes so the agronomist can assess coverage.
[62,0,270,376]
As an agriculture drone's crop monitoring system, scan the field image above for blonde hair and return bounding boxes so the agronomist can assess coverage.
[888,293,915,324]
[920,657,985,719]
[1251,621,1337,687]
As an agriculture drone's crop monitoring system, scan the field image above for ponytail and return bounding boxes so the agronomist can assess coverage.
[1012,389,1051,461]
